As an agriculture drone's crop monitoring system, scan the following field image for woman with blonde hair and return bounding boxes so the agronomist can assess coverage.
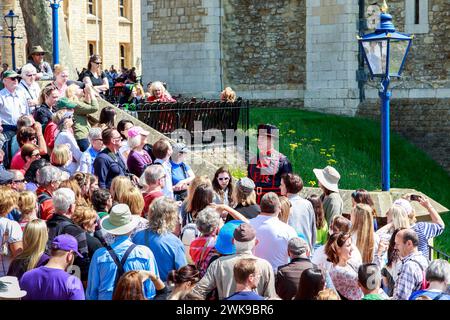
[7,219,49,280]
[376,205,410,242]
[52,64,70,97]
[51,144,76,175]
[278,196,291,224]
[110,175,133,205]
[350,203,380,264]
[220,87,236,103]
[17,191,38,231]
[72,206,103,258]
[146,81,176,102]
[118,186,148,237]
[66,83,99,152]
[0,186,22,276]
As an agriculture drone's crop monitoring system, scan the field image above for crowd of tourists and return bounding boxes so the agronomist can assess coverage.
[0,50,448,301]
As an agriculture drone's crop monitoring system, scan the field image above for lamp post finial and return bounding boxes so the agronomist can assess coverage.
[380,0,389,13]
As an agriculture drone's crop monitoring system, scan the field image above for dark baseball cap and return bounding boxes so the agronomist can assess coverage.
[233,223,256,242]
[51,234,83,257]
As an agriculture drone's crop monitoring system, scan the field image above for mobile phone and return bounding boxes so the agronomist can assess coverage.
[410,194,421,201]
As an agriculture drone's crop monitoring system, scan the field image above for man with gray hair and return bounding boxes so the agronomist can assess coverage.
[409,259,450,300]
[79,127,104,174]
[193,223,277,299]
[46,188,90,282]
[142,164,166,215]
[275,237,314,300]
[249,192,297,272]
[36,165,63,220]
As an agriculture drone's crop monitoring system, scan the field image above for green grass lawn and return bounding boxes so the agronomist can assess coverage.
[249,107,450,254]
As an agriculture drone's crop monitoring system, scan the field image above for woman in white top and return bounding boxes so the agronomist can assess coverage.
[325,232,363,300]
[311,215,362,273]
[0,187,23,276]
[350,203,380,264]
[19,64,41,114]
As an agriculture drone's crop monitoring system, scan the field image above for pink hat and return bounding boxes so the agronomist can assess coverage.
[127,126,149,138]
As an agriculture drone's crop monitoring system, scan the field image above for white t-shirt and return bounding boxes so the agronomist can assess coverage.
[249,215,298,272]
[311,243,363,273]
[0,217,23,276]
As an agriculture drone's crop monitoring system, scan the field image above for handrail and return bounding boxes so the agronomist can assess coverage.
[428,244,450,261]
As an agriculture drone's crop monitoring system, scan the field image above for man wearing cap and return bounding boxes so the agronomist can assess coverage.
[192,223,277,300]
[19,234,85,300]
[0,70,29,135]
[26,46,53,81]
[248,124,292,204]
[225,177,261,222]
[275,237,314,300]
[249,192,298,272]
[86,203,159,300]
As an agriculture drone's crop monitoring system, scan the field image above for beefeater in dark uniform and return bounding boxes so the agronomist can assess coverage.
[247,124,293,203]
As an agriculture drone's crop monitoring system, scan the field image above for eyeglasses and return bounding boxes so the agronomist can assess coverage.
[93,138,103,142]
[218,177,230,181]
[35,53,45,56]
[25,74,36,77]
[12,179,25,183]
[93,61,102,65]
[31,152,41,157]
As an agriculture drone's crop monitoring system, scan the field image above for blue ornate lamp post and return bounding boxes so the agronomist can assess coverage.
[47,0,63,65]
[358,3,413,191]
[3,10,20,71]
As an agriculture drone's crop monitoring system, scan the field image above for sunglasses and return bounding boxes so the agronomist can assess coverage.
[218,177,230,181]
[25,74,37,77]
[93,61,102,65]
[13,179,26,183]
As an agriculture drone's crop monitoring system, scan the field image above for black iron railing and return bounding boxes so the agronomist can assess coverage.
[428,245,450,261]
[117,100,250,162]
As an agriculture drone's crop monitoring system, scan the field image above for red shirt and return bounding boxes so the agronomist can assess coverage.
[36,187,54,220]
[10,151,26,174]
[44,122,57,150]
[142,190,164,217]
[146,94,176,102]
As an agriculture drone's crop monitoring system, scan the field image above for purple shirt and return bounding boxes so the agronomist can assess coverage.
[20,266,85,300]
[127,149,152,177]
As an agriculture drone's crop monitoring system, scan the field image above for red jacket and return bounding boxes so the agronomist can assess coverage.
[36,186,54,221]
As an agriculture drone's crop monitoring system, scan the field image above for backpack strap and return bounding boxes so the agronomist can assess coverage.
[433,292,445,300]
[106,244,137,291]
[409,259,427,290]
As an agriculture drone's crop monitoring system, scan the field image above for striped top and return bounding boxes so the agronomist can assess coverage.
[411,222,444,259]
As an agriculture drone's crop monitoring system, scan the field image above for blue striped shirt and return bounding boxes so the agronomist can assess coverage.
[411,222,444,259]
[86,235,159,300]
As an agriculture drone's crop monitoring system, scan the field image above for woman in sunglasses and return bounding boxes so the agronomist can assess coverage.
[82,54,109,96]
[212,167,234,207]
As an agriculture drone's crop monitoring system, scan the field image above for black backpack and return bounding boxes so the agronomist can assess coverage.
[1,137,14,170]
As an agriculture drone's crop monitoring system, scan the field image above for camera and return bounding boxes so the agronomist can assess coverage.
[410,194,421,201]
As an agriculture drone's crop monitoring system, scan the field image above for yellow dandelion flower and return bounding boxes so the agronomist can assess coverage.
[326,154,331,157]
[308,180,317,187]
[288,129,296,134]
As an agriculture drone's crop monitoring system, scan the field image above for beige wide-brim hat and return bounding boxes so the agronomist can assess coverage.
[313,166,341,193]
[100,203,139,235]
[0,276,27,299]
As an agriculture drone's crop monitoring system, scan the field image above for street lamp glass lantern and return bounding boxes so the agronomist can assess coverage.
[4,10,19,30]
[358,13,413,79]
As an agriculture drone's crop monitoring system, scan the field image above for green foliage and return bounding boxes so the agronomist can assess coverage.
[250,108,450,253]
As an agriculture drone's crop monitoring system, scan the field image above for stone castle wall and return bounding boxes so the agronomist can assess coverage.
[356,98,450,173]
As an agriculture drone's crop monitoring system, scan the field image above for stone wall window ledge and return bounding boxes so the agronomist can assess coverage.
[118,16,132,24]
[87,14,101,22]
